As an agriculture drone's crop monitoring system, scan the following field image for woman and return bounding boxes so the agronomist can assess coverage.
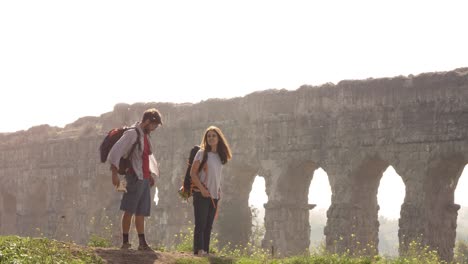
[190,126,232,256]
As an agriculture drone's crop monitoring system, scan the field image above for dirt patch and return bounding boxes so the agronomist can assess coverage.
[93,248,200,264]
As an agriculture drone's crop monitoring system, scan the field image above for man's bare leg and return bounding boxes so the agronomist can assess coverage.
[121,211,133,249]
[135,215,144,234]
[135,215,150,250]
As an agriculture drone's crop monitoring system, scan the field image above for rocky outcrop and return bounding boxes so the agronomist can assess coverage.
[1,68,468,261]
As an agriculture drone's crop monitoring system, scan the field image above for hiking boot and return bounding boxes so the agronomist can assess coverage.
[120,243,131,249]
[138,244,152,251]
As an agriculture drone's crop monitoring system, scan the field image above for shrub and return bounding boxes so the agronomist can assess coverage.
[175,226,194,252]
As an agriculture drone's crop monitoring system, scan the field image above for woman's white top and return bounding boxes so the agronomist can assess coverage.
[194,150,223,199]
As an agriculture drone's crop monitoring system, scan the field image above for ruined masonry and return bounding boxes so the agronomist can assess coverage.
[0,68,467,262]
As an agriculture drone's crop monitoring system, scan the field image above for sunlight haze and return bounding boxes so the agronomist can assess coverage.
[1,1,468,220]
[1,1,467,132]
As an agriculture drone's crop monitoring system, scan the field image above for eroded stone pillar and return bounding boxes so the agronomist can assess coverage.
[324,157,386,256]
[397,154,465,263]
[0,167,19,236]
[425,156,465,262]
[261,160,316,256]
[216,160,258,248]
[0,191,17,235]
[263,201,315,256]
[150,161,192,248]
[397,161,433,259]
[217,197,252,248]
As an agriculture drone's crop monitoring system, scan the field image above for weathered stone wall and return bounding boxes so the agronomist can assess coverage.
[1,68,467,261]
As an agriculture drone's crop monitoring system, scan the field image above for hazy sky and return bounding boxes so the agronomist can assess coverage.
[1,1,468,133]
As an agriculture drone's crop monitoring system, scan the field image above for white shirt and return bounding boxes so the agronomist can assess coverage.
[194,150,223,199]
[107,123,159,180]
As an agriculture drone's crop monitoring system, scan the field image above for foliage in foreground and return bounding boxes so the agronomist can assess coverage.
[4,228,467,264]
[0,236,103,264]
[173,228,450,264]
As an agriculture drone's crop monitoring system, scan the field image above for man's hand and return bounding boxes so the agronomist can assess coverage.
[111,165,119,187]
[112,173,119,187]
[149,175,155,187]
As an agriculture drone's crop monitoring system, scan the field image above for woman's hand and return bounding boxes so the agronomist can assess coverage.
[201,188,211,198]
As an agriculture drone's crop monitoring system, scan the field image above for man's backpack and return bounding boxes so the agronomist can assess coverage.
[99,126,140,175]
[178,145,200,200]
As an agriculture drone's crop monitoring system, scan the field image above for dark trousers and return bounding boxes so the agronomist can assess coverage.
[193,191,218,254]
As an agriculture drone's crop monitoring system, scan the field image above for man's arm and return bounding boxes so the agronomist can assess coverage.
[148,155,159,187]
[111,164,120,187]
[108,129,137,168]
[149,155,159,177]
[108,129,137,186]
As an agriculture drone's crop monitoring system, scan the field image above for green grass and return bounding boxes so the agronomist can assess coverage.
[87,234,112,248]
[0,236,103,264]
[0,233,451,264]
[170,229,447,264]
[175,258,210,264]
[175,253,442,264]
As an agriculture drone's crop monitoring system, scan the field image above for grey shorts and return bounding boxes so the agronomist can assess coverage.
[120,174,151,216]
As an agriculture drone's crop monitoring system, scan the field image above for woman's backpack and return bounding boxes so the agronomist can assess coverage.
[178,145,200,200]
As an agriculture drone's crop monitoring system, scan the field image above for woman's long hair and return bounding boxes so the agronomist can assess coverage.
[198,126,232,172]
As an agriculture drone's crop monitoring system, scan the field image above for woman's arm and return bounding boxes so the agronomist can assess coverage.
[190,160,210,197]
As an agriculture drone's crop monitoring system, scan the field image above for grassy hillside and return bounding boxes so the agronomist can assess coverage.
[0,234,454,264]
[4,207,468,264]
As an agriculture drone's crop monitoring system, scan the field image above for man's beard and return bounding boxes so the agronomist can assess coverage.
[143,125,151,134]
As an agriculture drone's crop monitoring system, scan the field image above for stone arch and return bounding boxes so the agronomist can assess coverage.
[376,166,405,256]
[308,167,332,249]
[248,175,268,247]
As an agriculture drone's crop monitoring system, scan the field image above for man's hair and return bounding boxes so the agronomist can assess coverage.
[142,108,163,125]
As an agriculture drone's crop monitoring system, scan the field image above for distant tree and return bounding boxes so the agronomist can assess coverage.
[309,209,327,249]
[250,207,265,247]
[457,207,468,241]
[378,216,399,256]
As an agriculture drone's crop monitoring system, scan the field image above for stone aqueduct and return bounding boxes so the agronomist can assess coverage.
[0,68,467,261]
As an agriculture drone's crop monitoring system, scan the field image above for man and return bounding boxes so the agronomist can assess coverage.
[108,108,162,250]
